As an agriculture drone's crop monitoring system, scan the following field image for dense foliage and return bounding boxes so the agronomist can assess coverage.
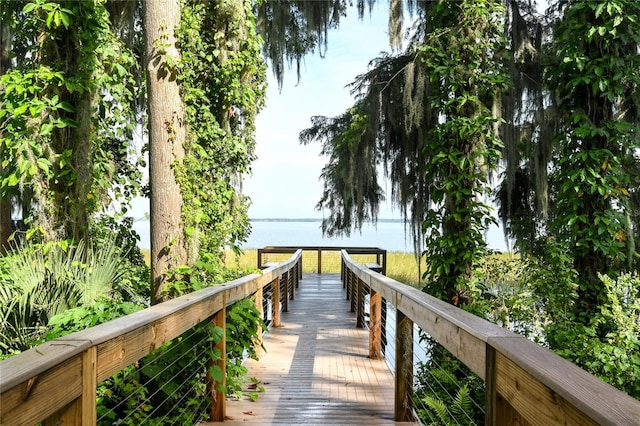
[419,0,508,304]
[0,0,141,244]
[1,0,270,422]
[42,286,264,424]
[297,0,640,419]
[1,0,639,423]
[178,0,266,262]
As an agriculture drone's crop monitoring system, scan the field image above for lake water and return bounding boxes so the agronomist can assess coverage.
[134,218,508,252]
[243,220,414,252]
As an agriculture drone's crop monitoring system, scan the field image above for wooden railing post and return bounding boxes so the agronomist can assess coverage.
[257,248,263,269]
[317,248,322,274]
[273,276,281,327]
[290,267,295,300]
[395,308,414,422]
[350,276,358,312]
[369,289,383,359]
[43,347,97,425]
[381,250,387,276]
[209,303,227,422]
[381,297,387,355]
[486,345,497,425]
[254,288,264,357]
[282,272,289,313]
[82,347,97,425]
[346,270,351,300]
[356,279,365,328]
[487,348,538,425]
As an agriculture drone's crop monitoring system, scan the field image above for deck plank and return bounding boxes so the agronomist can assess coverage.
[208,273,414,425]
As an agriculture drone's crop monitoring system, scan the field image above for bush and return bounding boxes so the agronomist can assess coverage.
[547,273,640,398]
[0,240,128,356]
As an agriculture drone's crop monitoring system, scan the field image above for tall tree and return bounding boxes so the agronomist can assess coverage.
[144,0,187,304]
[419,0,508,304]
[545,0,640,315]
[301,0,508,305]
[0,18,13,254]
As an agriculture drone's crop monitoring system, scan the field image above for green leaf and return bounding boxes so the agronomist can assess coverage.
[22,3,37,13]
[41,123,54,136]
[210,325,224,344]
[58,102,75,113]
[59,11,70,28]
[209,365,223,382]
[37,158,50,173]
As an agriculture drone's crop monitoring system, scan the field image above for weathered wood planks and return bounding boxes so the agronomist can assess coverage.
[218,274,416,425]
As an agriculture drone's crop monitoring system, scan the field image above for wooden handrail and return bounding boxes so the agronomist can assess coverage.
[258,245,387,275]
[340,250,640,425]
[0,250,303,426]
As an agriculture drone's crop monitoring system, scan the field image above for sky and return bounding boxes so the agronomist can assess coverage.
[244,4,399,219]
[132,4,510,251]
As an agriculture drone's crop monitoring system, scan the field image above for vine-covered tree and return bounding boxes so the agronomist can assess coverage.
[545,0,640,316]
[1,0,140,245]
[301,0,509,305]
[178,0,266,266]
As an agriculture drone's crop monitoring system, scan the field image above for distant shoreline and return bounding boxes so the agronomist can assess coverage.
[250,218,405,224]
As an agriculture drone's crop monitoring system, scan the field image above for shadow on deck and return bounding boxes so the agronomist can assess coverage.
[210,274,414,425]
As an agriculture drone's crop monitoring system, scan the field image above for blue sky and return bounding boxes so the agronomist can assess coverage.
[244,4,398,219]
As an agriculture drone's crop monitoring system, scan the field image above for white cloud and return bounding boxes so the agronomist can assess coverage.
[246,5,391,219]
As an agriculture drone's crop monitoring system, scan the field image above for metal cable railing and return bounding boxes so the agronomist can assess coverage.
[0,251,302,425]
[340,249,640,425]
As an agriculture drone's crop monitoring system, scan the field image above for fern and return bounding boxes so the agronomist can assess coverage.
[451,384,474,422]
[422,394,454,425]
[421,384,477,426]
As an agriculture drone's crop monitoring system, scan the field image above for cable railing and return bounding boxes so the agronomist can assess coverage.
[0,250,302,425]
[341,249,640,425]
[4,245,640,425]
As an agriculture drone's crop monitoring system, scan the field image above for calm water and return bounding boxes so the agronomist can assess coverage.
[134,218,508,252]
[242,220,414,252]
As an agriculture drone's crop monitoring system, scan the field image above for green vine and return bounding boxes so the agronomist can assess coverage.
[0,0,142,243]
[420,0,509,306]
[176,0,266,267]
[545,0,640,315]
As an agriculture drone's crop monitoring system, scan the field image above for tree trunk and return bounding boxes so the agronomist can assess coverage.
[1,22,13,254]
[69,91,95,242]
[144,0,187,304]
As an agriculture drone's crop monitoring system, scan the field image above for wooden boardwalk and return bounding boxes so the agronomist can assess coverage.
[215,273,414,425]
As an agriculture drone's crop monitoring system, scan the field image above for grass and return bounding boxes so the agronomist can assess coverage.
[143,248,519,290]
[223,249,427,288]
[144,248,428,287]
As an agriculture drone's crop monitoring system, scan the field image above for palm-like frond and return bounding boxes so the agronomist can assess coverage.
[0,241,124,354]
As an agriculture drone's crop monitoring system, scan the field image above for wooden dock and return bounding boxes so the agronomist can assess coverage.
[216,273,414,425]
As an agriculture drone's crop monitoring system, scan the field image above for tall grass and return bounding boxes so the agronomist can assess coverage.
[146,248,518,290]
[223,249,427,287]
